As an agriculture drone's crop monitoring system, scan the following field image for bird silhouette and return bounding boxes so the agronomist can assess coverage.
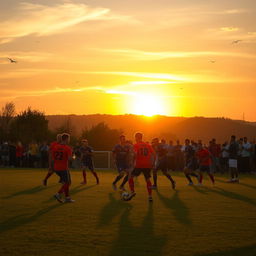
[231,40,242,44]
[209,60,216,63]
[7,58,17,63]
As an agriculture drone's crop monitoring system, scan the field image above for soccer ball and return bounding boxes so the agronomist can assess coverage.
[121,191,130,201]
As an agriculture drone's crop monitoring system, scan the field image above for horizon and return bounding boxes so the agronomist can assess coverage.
[1,0,256,121]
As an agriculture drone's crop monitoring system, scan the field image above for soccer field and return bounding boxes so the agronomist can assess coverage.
[0,169,256,256]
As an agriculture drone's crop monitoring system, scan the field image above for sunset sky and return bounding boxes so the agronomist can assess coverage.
[0,0,255,120]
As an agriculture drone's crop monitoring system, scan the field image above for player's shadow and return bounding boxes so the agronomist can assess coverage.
[109,203,167,256]
[215,178,256,190]
[43,184,96,203]
[0,203,64,233]
[2,185,50,199]
[98,193,131,227]
[70,184,96,196]
[156,190,192,226]
[197,186,256,207]
[194,243,256,256]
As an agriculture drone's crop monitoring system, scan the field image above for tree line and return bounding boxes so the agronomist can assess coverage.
[0,102,122,150]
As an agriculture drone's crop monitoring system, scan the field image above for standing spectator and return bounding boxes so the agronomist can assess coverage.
[15,141,24,167]
[241,137,252,173]
[40,142,49,168]
[174,140,184,171]
[220,142,229,173]
[29,142,39,168]
[228,135,239,183]
[167,140,175,172]
[9,142,16,167]
[237,138,244,173]
[208,138,221,173]
[1,142,9,167]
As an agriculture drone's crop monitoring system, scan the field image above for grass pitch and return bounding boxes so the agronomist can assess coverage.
[0,169,256,256]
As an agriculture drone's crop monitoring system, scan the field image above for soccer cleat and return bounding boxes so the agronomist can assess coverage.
[125,192,136,201]
[171,181,176,190]
[43,179,47,186]
[80,181,87,185]
[187,182,194,186]
[54,193,63,203]
[64,197,75,203]
[148,196,153,202]
[151,185,157,190]
[112,183,117,191]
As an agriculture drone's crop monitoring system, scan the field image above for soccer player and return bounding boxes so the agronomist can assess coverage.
[228,135,239,183]
[196,142,215,185]
[119,140,135,191]
[52,133,74,203]
[127,132,155,202]
[183,139,200,185]
[43,134,62,186]
[80,139,99,185]
[112,135,129,190]
[151,138,176,190]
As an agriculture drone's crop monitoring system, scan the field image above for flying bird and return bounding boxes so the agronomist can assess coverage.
[231,40,242,44]
[7,58,17,63]
[209,60,216,63]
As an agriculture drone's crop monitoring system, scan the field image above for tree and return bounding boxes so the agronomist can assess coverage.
[81,122,123,150]
[9,107,49,144]
[0,102,16,140]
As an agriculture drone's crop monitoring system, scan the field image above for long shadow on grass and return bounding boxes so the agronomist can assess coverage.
[0,203,64,233]
[98,193,130,227]
[156,190,192,226]
[194,243,256,256]
[109,203,167,256]
[193,186,256,207]
[43,184,96,203]
[215,178,256,190]
[2,185,50,199]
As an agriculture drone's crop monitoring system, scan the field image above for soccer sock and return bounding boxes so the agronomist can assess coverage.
[44,171,53,181]
[185,174,193,183]
[165,173,175,183]
[82,171,87,183]
[128,178,135,192]
[58,184,65,194]
[199,174,203,183]
[146,180,152,196]
[113,174,123,185]
[208,173,215,183]
[120,175,129,188]
[92,171,99,183]
[153,172,157,186]
[63,183,70,197]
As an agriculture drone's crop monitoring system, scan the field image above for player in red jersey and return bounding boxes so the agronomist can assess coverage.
[127,132,155,202]
[52,133,74,203]
[196,142,215,185]
[42,134,62,186]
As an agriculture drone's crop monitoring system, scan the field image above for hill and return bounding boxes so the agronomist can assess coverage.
[46,114,256,143]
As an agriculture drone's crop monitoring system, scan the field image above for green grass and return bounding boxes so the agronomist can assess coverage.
[0,169,256,256]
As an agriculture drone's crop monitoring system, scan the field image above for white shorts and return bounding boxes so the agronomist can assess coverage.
[228,159,237,168]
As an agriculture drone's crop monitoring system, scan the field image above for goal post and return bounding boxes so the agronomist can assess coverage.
[71,151,115,170]
[93,151,114,170]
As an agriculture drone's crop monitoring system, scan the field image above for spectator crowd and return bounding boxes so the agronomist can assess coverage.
[0,136,256,173]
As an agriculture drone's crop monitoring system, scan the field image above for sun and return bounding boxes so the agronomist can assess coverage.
[131,94,166,116]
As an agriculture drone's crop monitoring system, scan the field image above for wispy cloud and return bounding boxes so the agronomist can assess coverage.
[97,48,256,61]
[0,2,132,44]
[221,27,239,32]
